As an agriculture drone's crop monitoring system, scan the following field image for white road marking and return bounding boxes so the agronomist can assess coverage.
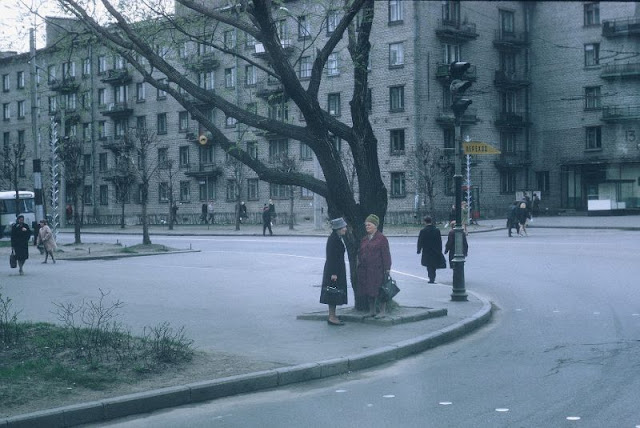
[495,408,509,412]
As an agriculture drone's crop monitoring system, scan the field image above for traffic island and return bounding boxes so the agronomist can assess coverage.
[296,306,447,326]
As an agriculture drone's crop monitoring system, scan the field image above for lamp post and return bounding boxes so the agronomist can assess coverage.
[449,61,473,302]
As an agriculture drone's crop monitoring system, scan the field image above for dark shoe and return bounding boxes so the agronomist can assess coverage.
[327,320,344,326]
[428,280,435,284]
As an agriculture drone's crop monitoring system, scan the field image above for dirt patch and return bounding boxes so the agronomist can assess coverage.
[55,242,178,260]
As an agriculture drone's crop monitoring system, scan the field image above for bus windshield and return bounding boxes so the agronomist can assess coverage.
[0,197,35,215]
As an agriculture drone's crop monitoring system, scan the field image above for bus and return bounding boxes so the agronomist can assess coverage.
[0,191,36,237]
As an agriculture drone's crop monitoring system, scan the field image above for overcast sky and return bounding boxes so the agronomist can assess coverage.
[0,1,61,53]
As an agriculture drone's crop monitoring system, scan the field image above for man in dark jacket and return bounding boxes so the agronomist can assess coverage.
[507,201,520,237]
[417,216,444,283]
[262,204,273,236]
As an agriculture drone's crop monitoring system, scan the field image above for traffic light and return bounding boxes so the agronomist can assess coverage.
[449,61,472,117]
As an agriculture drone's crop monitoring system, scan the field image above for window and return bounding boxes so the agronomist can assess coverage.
[225,67,236,88]
[328,93,340,116]
[299,56,312,79]
[390,172,406,197]
[179,111,189,131]
[98,56,107,73]
[157,113,167,134]
[247,178,259,200]
[268,101,289,122]
[16,71,24,89]
[3,103,10,120]
[98,88,106,106]
[199,72,214,90]
[17,130,25,146]
[226,179,239,201]
[114,55,125,70]
[246,102,257,115]
[327,53,339,76]
[301,187,314,199]
[270,183,290,199]
[500,9,514,34]
[136,82,145,101]
[48,96,57,113]
[66,93,77,110]
[83,123,91,141]
[500,171,516,194]
[180,181,191,202]
[17,101,25,119]
[99,185,108,205]
[113,85,127,104]
[157,147,169,166]
[99,152,108,172]
[300,143,313,160]
[390,129,405,154]
[586,126,601,150]
[98,121,107,139]
[389,42,404,67]
[47,65,56,83]
[326,10,339,34]
[585,86,601,110]
[330,135,341,152]
[584,3,600,26]
[245,65,257,86]
[199,180,215,201]
[442,43,460,64]
[2,74,9,91]
[501,91,516,113]
[389,85,404,111]
[200,144,214,164]
[225,115,237,127]
[83,185,93,205]
[62,62,75,79]
[157,79,167,99]
[159,182,169,202]
[114,119,127,138]
[247,141,258,159]
[536,171,550,193]
[136,115,147,131]
[245,32,257,48]
[224,30,236,49]
[389,1,403,23]
[298,15,311,39]
[17,159,25,177]
[179,146,189,167]
[585,43,599,67]
[501,132,516,153]
[83,154,92,173]
[442,0,460,23]
[83,58,91,75]
[269,139,288,162]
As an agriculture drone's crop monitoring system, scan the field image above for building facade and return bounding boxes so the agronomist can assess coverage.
[0,1,638,226]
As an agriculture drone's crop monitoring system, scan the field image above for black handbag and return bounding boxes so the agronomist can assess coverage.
[437,253,447,269]
[379,274,400,302]
[325,284,345,296]
[9,250,17,269]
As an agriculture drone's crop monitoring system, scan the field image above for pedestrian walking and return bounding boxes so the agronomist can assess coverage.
[239,201,248,223]
[507,201,520,237]
[207,200,215,224]
[444,221,469,269]
[320,217,349,326]
[357,214,392,319]
[65,204,73,222]
[10,215,31,275]
[268,199,276,225]
[532,193,541,217]
[262,204,273,236]
[171,203,179,225]
[417,216,445,283]
[200,203,208,224]
[37,220,56,264]
[517,202,531,236]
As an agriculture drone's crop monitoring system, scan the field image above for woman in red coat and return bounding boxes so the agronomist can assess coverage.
[357,214,392,319]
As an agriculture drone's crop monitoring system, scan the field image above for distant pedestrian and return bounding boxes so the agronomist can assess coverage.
[239,201,248,223]
[65,204,73,222]
[262,204,273,236]
[320,217,349,326]
[532,194,540,217]
[38,220,56,264]
[517,202,530,236]
[201,203,208,224]
[357,214,392,319]
[461,201,469,235]
[507,201,520,237]
[171,203,179,225]
[207,200,215,224]
[417,216,445,283]
[268,199,276,225]
[444,221,469,269]
[11,215,31,275]
[448,204,456,224]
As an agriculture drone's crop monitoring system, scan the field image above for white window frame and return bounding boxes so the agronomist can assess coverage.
[327,53,339,76]
[389,42,404,66]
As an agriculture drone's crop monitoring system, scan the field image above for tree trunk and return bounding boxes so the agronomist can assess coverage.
[141,201,151,245]
[289,186,294,230]
[73,199,81,244]
[120,200,125,229]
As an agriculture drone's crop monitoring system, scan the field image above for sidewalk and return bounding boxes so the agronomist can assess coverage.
[5,214,638,427]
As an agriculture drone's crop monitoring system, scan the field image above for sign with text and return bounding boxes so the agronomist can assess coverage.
[463,141,501,155]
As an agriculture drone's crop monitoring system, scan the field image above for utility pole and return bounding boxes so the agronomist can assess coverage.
[29,28,44,223]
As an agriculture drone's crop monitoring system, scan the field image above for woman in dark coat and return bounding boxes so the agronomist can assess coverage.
[417,216,444,283]
[11,215,32,275]
[357,214,392,319]
[320,217,349,326]
[444,221,469,269]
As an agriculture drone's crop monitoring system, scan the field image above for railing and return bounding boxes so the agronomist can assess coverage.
[495,111,529,127]
[49,77,79,93]
[495,150,531,166]
[602,17,640,37]
[100,68,131,84]
[493,30,529,46]
[435,19,478,39]
[494,70,530,87]
[601,105,640,121]
[600,62,640,78]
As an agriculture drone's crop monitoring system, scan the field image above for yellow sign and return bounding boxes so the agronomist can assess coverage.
[463,141,501,155]
[198,135,208,145]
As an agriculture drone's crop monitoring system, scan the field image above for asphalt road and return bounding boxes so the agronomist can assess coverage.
[83,228,640,427]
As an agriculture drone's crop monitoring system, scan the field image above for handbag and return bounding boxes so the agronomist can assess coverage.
[437,253,447,269]
[379,274,400,302]
[9,250,17,269]
[325,284,345,296]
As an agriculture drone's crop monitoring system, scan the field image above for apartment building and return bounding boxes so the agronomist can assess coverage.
[0,1,638,226]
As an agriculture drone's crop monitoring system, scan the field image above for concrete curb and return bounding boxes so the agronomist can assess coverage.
[58,249,200,261]
[3,293,492,428]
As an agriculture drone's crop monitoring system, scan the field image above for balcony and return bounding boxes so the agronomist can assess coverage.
[493,30,529,50]
[100,68,132,85]
[183,163,223,178]
[255,80,284,99]
[101,102,134,118]
[493,151,531,170]
[102,165,137,182]
[49,77,80,93]
[101,136,134,152]
[600,63,640,80]
[602,17,640,37]
[435,19,479,41]
[252,43,268,58]
[185,53,220,72]
[435,106,477,126]
[435,63,477,82]
[494,111,530,129]
[601,105,640,122]
[494,70,531,89]
[52,110,81,124]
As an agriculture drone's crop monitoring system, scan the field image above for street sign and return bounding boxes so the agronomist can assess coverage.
[463,141,501,155]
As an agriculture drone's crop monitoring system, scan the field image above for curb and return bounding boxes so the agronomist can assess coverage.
[58,249,200,261]
[3,293,492,428]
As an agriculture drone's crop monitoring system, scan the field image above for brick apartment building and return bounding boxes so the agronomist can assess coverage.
[0,1,638,226]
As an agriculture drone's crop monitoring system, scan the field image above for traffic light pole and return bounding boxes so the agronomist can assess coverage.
[451,118,468,301]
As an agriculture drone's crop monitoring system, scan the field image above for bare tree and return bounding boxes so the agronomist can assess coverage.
[157,158,179,230]
[57,136,85,243]
[410,141,451,220]
[1,135,27,219]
